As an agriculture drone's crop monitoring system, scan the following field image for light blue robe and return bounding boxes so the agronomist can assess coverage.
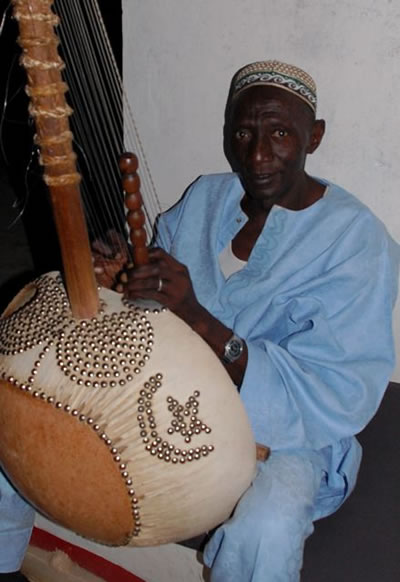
[0,472,34,572]
[155,172,399,581]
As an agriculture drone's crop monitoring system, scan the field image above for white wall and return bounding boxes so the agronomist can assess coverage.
[123,0,400,381]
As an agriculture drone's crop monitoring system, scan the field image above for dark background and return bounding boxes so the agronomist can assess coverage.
[0,0,122,280]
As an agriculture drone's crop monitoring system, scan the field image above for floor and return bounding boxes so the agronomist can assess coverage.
[301,381,400,581]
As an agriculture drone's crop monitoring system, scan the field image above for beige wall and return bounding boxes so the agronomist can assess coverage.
[123,0,400,380]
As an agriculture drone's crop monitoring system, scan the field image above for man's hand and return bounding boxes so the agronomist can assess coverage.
[124,247,201,322]
[92,230,130,291]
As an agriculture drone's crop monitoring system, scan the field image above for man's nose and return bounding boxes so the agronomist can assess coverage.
[249,134,273,165]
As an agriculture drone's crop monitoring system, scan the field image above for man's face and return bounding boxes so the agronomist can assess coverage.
[226,85,323,210]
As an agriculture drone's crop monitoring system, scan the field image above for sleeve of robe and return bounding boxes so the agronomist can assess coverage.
[239,218,399,451]
[154,180,400,452]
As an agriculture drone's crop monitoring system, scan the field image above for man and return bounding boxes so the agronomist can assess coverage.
[122,60,399,580]
[1,60,399,582]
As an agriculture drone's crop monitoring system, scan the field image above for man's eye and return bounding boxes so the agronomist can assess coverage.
[272,129,288,137]
[235,129,250,140]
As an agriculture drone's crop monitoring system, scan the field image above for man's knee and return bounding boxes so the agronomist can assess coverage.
[232,497,314,552]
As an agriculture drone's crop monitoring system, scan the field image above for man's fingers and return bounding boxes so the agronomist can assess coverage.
[127,264,161,281]
[107,230,129,255]
[92,230,129,261]
[92,239,113,256]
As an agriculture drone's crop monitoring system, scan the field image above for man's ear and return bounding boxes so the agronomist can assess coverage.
[307,119,325,154]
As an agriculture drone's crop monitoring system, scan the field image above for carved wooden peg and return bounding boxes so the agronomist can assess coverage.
[119,152,149,266]
[119,152,138,174]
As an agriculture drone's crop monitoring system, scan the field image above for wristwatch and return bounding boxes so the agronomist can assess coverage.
[222,332,244,364]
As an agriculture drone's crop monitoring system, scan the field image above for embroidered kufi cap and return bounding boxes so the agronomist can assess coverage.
[231,60,317,113]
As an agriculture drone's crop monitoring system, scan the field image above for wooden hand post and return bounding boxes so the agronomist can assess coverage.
[13,0,99,319]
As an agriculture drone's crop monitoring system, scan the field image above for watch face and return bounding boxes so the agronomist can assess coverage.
[228,339,242,359]
[223,334,244,364]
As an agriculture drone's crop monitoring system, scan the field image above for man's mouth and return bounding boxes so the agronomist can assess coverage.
[251,173,275,184]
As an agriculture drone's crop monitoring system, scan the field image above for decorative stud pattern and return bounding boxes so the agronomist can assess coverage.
[56,310,153,387]
[0,273,156,539]
[0,275,69,355]
[166,390,212,444]
[122,297,168,315]
[138,376,214,464]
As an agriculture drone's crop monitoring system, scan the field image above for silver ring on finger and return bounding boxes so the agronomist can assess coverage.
[157,277,163,293]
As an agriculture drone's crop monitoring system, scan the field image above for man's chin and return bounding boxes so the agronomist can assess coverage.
[245,187,281,208]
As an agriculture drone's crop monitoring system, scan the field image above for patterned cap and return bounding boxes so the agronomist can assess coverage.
[231,60,317,113]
